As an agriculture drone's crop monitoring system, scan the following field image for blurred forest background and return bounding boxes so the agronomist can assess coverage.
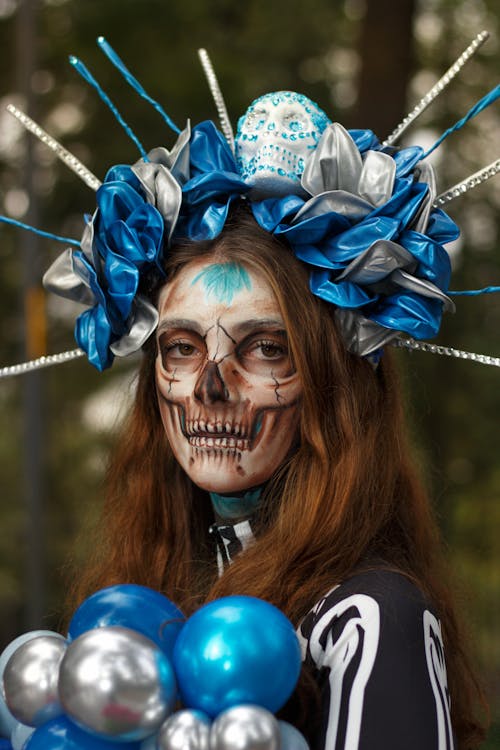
[0,0,499,745]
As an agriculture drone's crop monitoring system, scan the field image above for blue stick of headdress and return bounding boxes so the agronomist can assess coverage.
[0,216,80,246]
[423,84,500,158]
[97,36,181,135]
[69,54,149,160]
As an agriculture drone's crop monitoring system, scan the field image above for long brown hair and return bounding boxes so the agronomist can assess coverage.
[70,209,486,748]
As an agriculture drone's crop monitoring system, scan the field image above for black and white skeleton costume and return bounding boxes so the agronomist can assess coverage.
[210,520,455,750]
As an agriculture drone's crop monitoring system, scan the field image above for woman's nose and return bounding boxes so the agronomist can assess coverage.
[194,361,229,404]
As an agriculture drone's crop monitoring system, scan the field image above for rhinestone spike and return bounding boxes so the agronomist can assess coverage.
[198,48,235,153]
[383,31,489,147]
[0,348,85,379]
[392,337,500,368]
[433,157,500,207]
[7,104,101,191]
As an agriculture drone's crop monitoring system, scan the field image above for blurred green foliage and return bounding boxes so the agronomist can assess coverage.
[0,0,499,743]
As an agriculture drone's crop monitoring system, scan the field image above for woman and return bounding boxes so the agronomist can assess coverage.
[67,207,486,749]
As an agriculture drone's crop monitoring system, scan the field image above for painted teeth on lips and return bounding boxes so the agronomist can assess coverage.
[188,436,249,449]
[186,421,246,437]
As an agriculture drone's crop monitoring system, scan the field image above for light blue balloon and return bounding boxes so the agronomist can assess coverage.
[68,585,184,659]
[139,734,157,750]
[173,596,301,717]
[0,692,16,739]
[278,721,310,750]
[0,631,65,738]
[11,721,35,750]
[24,716,143,750]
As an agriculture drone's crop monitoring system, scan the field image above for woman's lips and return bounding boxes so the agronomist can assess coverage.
[188,435,249,450]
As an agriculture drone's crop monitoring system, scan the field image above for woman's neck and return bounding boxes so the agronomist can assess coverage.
[209,486,263,523]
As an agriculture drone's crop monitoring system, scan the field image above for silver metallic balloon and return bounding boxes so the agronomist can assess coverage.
[3,635,67,727]
[0,630,64,737]
[278,721,310,750]
[157,709,211,750]
[58,626,176,742]
[210,705,280,750]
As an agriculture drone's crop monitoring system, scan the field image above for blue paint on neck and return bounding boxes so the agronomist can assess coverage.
[191,262,251,305]
[210,486,262,521]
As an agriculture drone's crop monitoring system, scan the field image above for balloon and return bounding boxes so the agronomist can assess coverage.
[173,596,301,716]
[10,721,35,750]
[157,710,211,750]
[0,695,15,740]
[210,705,280,750]
[278,721,310,750]
[24,716,143,750]
[0,631,64,738]
[59,626,176,742]
[3,635,67,727]
[68,585,184,659]
[139,734,158,750]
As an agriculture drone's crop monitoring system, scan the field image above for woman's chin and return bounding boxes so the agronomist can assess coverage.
[190,471,257,495]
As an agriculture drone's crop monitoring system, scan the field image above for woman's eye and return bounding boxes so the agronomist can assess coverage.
[158,334,203,373]
[238,335,293,378]
[164,341,200,359]
[175,343,196,356]
[258,342,285,358]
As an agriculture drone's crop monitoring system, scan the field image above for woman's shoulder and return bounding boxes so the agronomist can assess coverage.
[298,567,444,671]
[298,568,454,750]
[300,568,434,635]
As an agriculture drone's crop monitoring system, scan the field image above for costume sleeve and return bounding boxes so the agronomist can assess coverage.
[298,570,455,750]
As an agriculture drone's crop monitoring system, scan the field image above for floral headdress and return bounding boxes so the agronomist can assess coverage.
[1,33,500,376]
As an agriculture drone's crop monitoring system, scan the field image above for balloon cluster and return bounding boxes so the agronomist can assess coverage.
[0,586,308,750]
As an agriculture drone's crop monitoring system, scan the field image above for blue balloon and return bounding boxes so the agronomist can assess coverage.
[24,717,142,750]
[68,585,184,659]
[173,596,301,717]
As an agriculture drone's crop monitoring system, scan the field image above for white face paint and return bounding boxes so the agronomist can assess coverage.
[235,91,330,196]
[155,259,302,494]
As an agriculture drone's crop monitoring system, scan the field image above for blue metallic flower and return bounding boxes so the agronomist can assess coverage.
[73,165,165,370]
[176,121,250,241]
[252,123,459,356]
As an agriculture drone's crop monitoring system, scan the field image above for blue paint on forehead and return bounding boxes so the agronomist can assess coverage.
[191,262,252,305]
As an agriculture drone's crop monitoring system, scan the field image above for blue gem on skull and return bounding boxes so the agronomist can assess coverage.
[235,91,331,197]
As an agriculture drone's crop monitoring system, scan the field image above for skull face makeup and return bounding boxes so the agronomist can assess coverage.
[155,259,302,494]
[235,91,330,197]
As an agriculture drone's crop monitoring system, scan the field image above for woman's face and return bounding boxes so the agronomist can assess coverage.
[155,257,302,493]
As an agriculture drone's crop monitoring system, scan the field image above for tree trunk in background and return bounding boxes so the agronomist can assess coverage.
[355,0,417,139]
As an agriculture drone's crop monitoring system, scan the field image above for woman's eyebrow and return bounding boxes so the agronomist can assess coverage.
[157,318,205,335]
[232,318,286,335]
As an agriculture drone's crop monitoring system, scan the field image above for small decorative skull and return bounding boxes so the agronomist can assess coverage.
[235,91,331,197]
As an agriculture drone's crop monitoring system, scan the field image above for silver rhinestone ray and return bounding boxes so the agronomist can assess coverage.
[433,157,500,206]
[6,104,102,191]
[198,48,235,153]
[392,337,500,367]
[0,348,85,379]
[382,30,489,147]
[3,337,500,378]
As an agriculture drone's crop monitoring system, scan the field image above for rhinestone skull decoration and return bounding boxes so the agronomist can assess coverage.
[235,91,331,196]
